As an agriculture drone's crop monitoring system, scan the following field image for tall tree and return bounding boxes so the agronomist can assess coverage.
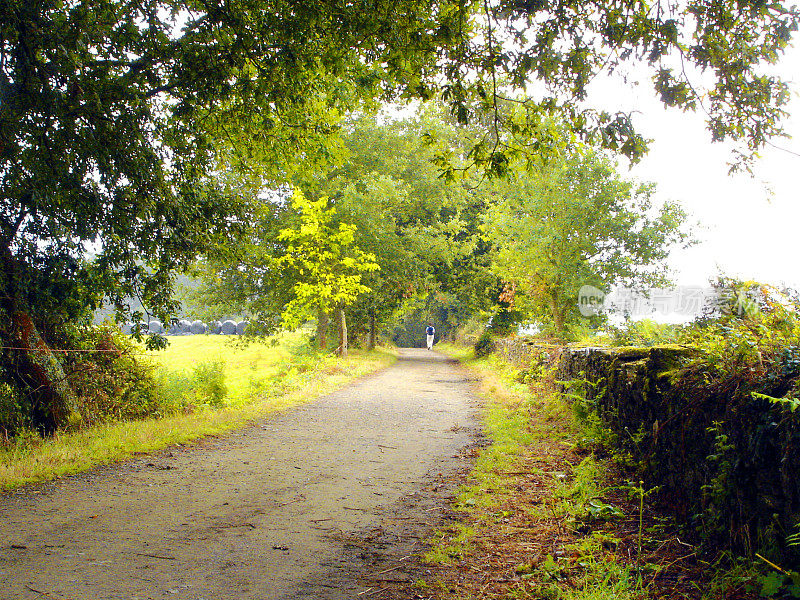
[275,189,379,356]
[333,174,425,349]
[484,147,692,338]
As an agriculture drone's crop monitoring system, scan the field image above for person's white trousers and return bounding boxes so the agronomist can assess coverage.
[426,334,434,349]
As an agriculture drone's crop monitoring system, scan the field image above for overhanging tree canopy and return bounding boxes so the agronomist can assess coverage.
[1,0,797,430]
[3,0,795,327]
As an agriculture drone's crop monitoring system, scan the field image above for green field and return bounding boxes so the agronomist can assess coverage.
[146,332,309,404]
[0,335,395,490]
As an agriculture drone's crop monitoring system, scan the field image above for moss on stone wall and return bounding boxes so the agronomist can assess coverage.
[497,335,800,559]
[556,344,800,558]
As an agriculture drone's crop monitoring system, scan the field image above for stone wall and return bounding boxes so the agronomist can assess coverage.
[556,344,800,556]
[496,336,800,557]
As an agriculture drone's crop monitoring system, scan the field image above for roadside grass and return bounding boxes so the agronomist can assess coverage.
[422,343,567,567]
[424,523,477,565]
[0,338,394,490]
[420,343,689,600]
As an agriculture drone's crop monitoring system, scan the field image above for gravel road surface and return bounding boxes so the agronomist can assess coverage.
[0,349,479,600]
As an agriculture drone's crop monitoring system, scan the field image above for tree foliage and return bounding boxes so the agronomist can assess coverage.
[1,0,797,429]
[193,112,500,349]
[3,0,794,328]
[438,0,799,175]
[306,113,500,342]
[276,189,379,331]
[484,146,692,337]
[0,0,456,330]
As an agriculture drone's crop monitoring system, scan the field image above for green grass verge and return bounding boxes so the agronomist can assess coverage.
[0,338,395,490]
[431,343,648,600]
[425,343,549,564]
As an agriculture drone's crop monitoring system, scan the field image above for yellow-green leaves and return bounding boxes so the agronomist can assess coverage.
[276,189,379,329]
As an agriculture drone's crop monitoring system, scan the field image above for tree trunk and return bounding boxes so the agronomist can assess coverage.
[11,311,77,433]
[550,289,566,339]
[0,244,77,433]
[553,312,565,337]
[317,309,329,351]
[367,306,376,350]
[336,306,348,357]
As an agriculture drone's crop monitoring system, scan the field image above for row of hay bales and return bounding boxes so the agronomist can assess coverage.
[121,319,249,336]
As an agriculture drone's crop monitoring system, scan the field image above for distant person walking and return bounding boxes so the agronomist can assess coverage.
[425,323,435,350]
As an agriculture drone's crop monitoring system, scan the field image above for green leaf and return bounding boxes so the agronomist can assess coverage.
[760,572,785,597]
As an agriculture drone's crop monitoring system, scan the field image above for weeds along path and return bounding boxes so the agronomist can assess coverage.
[0,349,479,600]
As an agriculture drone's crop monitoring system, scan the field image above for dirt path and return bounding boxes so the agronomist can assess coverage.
[0,349,479,600]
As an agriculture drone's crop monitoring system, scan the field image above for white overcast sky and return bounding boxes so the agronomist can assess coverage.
[600,43,800,291]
